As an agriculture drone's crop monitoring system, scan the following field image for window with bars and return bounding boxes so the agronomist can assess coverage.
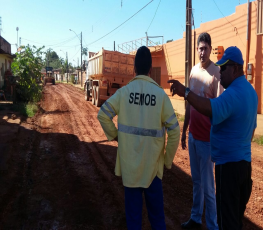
[257,0,263,34]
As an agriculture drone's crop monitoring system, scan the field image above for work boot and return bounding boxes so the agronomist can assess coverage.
[181,218,202,229]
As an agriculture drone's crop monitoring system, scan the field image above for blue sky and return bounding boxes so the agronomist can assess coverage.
[0,0,251,66]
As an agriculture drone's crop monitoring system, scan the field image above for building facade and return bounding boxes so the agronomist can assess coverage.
[0,36,14,88]
[151,1,263,113]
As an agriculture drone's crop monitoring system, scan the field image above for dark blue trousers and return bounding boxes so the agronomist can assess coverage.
[215,160,252,230]
[124,176,166,230]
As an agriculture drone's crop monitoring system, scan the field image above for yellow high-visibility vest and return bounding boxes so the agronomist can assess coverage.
[98,75,180,188]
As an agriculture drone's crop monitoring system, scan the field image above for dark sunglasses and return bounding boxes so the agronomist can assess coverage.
[220,64,236,72]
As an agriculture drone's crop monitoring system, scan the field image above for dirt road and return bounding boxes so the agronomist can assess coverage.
[0,83,262,229]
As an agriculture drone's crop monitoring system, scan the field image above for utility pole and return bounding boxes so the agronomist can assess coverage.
[67,52,68,83]
[69,29,82,86]
[0,16,2,50]
[145,32,148,47]
[245,0,250,79]
[81,32,83,87]
[185,0,192,101]
[0,16,2,37]
[192,11,196,67]
[48,50,50,67]
[16,27,19,51]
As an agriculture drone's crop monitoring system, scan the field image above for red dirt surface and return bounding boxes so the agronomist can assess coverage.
[0,83,262,229]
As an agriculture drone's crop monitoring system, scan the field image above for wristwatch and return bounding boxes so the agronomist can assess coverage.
[184,87,190,100]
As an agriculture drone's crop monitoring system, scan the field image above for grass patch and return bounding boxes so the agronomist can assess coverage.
[60,81,74,86]
[12,103,38,117]
[252,135,263,145]
[60,81,84,90]
[25,103,38,117]
[176,113,185,122]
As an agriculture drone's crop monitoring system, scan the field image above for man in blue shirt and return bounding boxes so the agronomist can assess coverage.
[168,46,258,230]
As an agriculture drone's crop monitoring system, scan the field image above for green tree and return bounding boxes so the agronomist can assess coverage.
[61,59,68,74]
[45,49,61,69]
[11,45,44,102]
[82,47,88,56]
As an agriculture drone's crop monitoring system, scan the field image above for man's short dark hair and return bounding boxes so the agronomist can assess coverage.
[134,46,152,75]
[197,32,211,47]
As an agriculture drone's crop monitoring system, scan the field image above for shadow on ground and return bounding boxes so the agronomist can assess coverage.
[0,103,261,229]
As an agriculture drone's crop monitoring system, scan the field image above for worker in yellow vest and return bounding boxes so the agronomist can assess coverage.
[97,46,180,230]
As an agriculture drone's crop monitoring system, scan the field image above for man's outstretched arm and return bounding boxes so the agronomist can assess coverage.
[168,79,212,118]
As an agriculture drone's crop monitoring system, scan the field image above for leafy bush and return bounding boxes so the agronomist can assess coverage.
[12,102,38,117]
[176,113,185,122]
[70,75,75,84]
[11,45,44,102]
[253,136,263,145]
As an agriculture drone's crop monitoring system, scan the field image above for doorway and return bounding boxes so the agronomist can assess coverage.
[151,67,161,85]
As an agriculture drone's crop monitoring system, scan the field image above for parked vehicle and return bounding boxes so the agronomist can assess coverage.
[44,67,55,85]
[84,48,135,107]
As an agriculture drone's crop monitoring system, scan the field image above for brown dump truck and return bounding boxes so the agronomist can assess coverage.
[84,48,135,107]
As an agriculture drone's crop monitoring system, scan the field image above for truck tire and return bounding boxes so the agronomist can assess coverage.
[85,88,90,101]
[92,86,96,105]
[95,86,102,107]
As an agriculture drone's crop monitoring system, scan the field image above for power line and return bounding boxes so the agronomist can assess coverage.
[0,16,2,37]
[211,0,235,27]
[22,42,80,49]
[71,47,81,59]
[147,0,161,32]
[21,35,79,47]
[211,0,246,47]
[87,0,154,46]
[88,17,132,50]
[28,35,77,43]
[22,36,76,45]
[50,35,81,47]
[84,0,131,34]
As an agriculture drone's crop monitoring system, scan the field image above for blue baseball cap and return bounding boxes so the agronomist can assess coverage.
[215,46,244,66]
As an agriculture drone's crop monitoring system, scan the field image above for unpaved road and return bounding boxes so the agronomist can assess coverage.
[0,83,262,229]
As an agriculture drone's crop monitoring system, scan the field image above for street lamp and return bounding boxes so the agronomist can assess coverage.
[60,50,68,83]
[69,29,83,87]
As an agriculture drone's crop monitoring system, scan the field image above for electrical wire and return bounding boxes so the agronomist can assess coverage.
[71,47,81,59]
[28,35,77,43]
[22,36,74,45]
[21,35,79,48]
[87,0,154,46]
[22,42,81,50]
[146,0,161,32]
[211,0,246,47]
[83,0,132,34]
[211,0,236,27]
[47,35,80,47]
[87,15,133,50]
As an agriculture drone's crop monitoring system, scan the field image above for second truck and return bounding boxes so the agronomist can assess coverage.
[84,48,135,107]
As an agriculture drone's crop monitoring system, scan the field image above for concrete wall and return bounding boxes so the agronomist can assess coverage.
[154,1,263,113]
[0,54,12,88]
[77,70,86,85]
[0,36,11,54]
